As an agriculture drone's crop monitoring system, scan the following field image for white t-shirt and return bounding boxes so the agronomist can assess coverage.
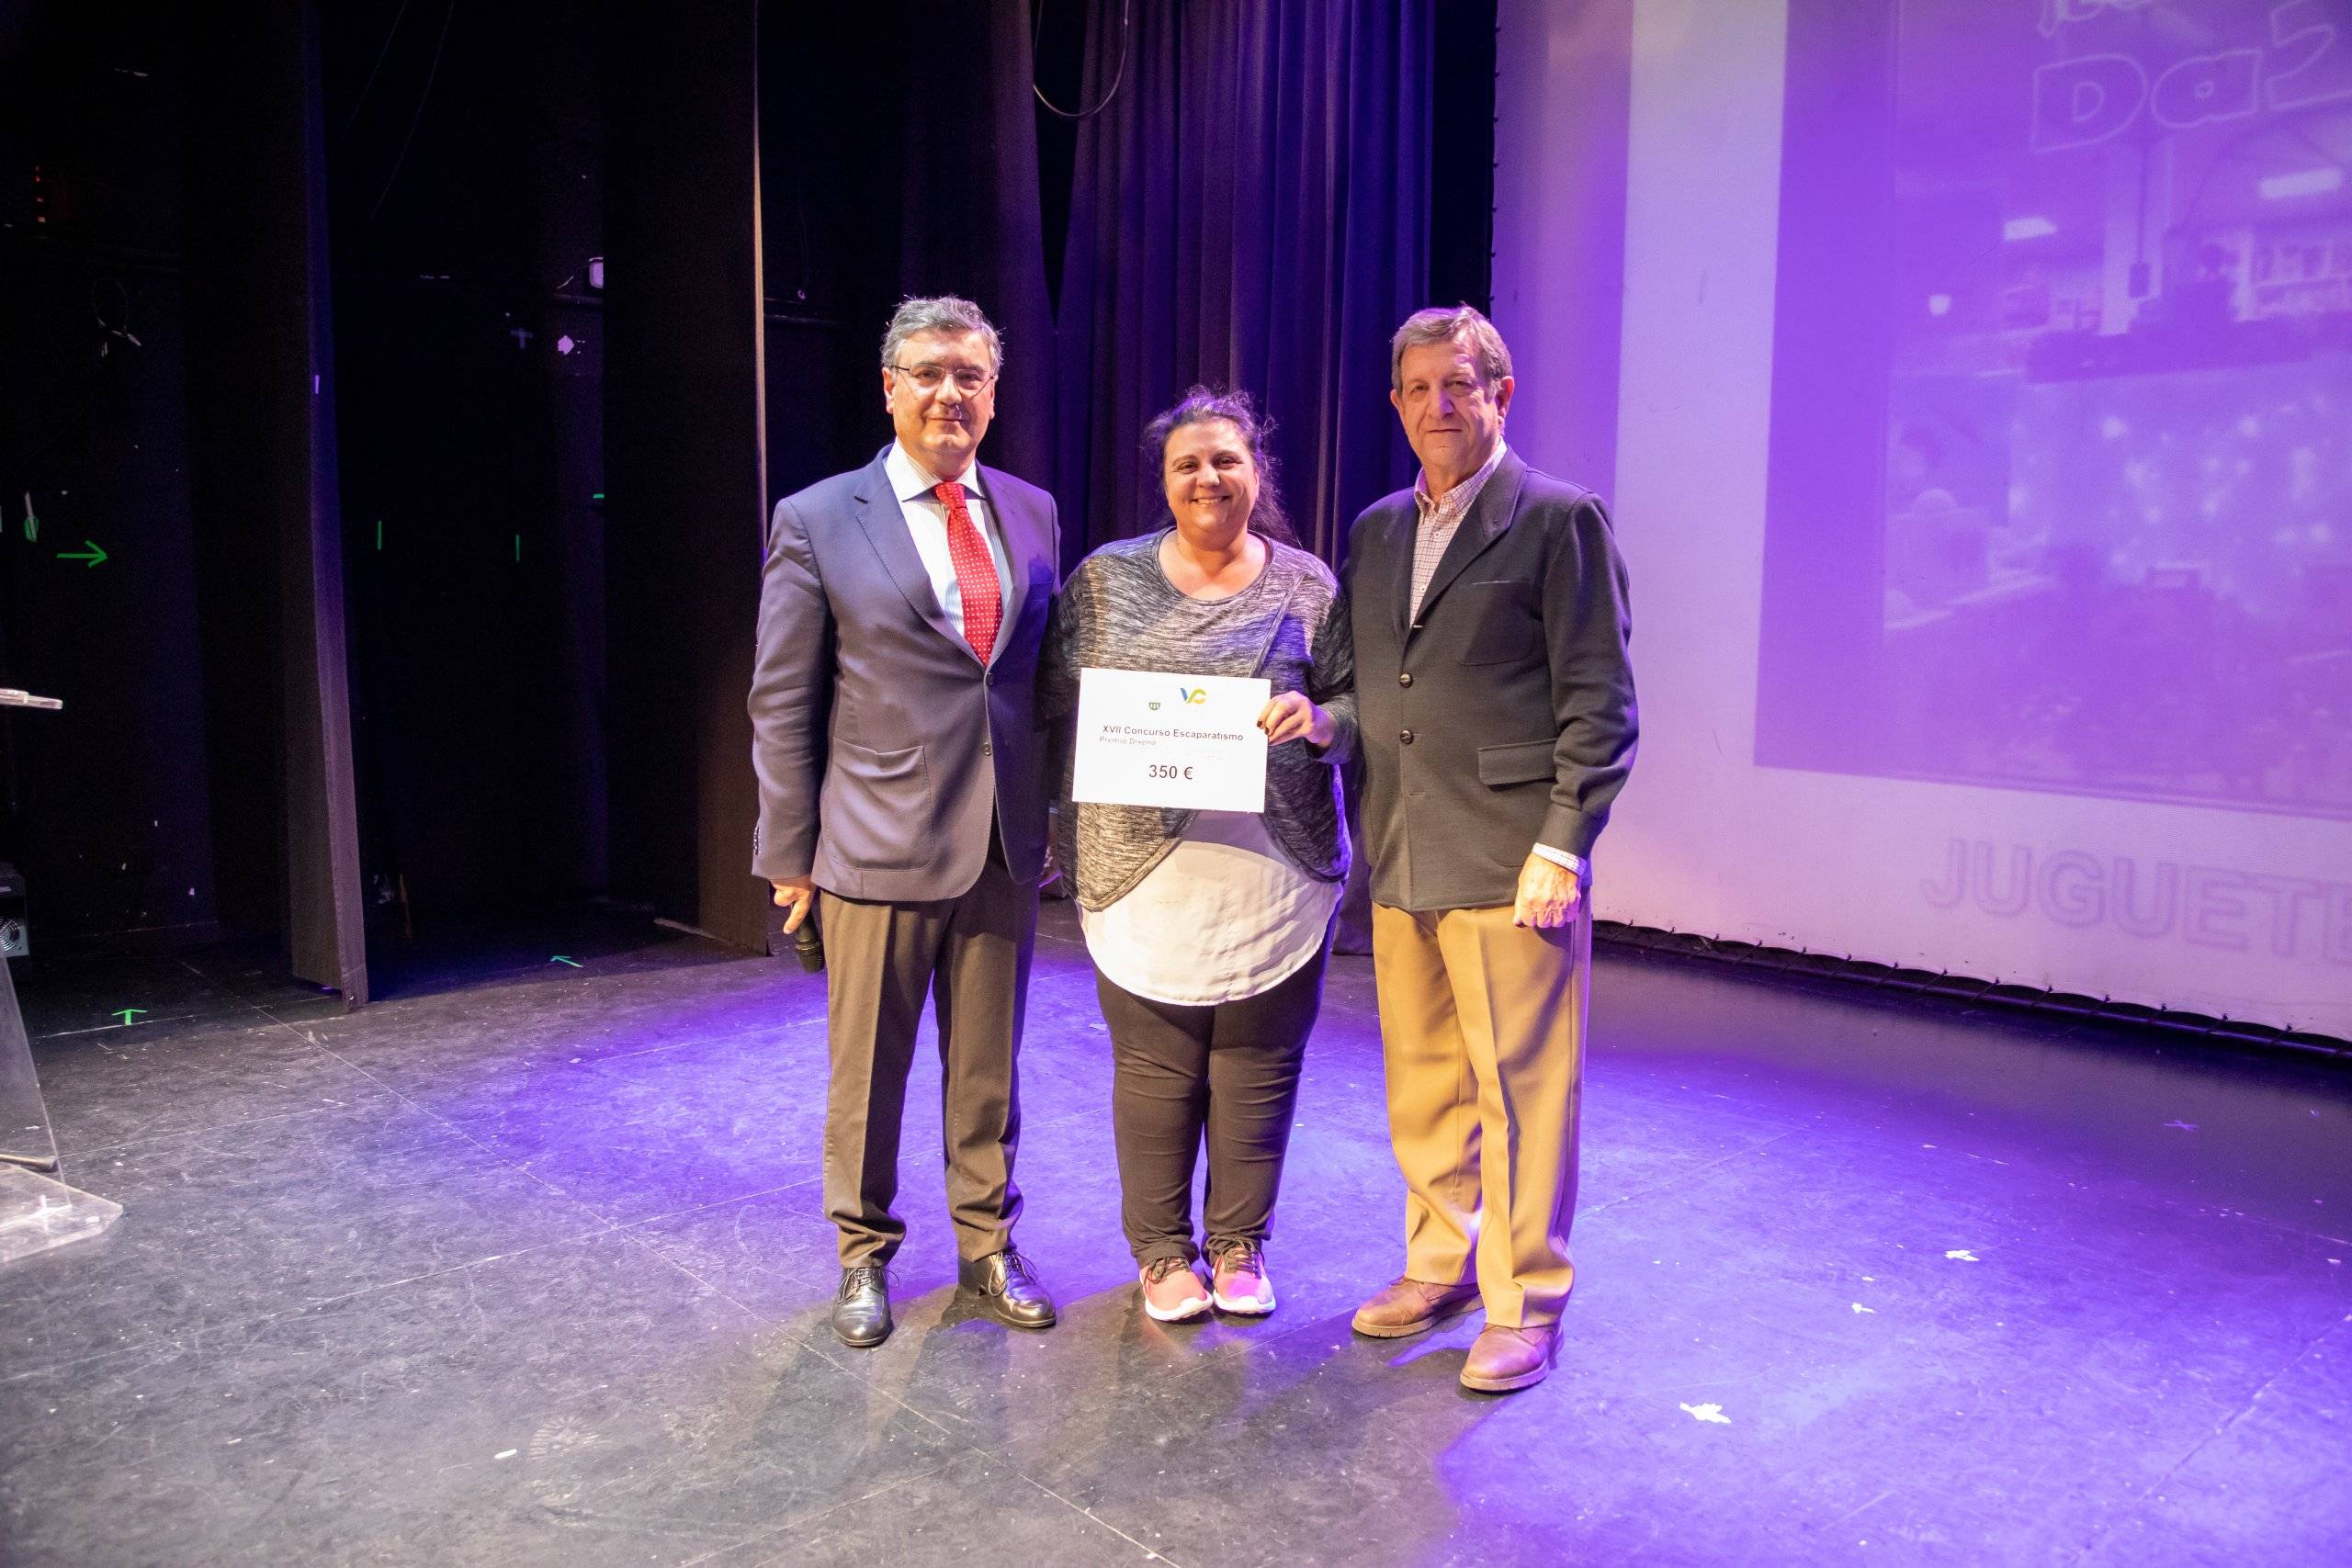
[1080,809,1339,1007]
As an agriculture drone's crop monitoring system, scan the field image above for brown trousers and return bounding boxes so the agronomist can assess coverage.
[818,854,1036,1267]
[1370,900,1590,1327]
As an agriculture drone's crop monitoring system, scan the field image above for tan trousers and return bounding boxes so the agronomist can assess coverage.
[1371,900,1590,1327]
[818,855,1036,1268]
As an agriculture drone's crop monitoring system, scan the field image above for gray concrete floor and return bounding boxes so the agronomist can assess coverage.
[3,905,2348,1566]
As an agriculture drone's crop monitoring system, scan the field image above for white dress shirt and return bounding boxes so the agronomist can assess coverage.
[887,441,1014,650]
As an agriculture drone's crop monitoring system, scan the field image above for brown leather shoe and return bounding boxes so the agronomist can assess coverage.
[1351,1276,1481,1338]
[1459,1323,1558,1393]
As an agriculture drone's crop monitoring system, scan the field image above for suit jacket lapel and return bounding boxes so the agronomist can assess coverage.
[1407,449,1528,637]
[1388,502,1419,642]
[849,447,963,651]
[978,461,1028,667]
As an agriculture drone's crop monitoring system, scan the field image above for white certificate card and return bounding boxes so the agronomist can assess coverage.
[1070,667,1271,812]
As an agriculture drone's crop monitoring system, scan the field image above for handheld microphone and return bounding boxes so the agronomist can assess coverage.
[792,909,825,973]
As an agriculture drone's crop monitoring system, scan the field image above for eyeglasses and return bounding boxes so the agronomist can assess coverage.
[888,362,997,395]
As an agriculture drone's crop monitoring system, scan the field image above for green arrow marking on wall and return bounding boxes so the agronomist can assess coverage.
[59,540,107,568]
[549,955,582,968]
[113,1008,146,1025]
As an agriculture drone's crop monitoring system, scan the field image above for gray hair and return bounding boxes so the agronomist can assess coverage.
[880,295,1002,374]
[1389,304,1512,390]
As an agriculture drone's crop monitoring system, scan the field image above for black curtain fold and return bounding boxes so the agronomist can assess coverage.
[887,10,1059,490]
[187,0,369,998]
[603,0,770,952]
[1052,0,1431,565]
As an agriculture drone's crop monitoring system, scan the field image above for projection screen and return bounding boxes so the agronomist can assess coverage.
[1494,0,2352,1037]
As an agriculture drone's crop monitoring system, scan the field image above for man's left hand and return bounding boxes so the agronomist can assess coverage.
[1512,852,1583,929]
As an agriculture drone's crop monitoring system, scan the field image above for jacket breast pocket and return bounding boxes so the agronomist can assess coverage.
[995,563,1057,671]
[1457,579,1540,665]
[1476,739,1555,788]
[825,740,932,868]
[1020,560,1057,620]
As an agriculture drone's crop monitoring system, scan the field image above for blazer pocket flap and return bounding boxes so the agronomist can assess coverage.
[1476,739,1556,786]
[840,739,926,784]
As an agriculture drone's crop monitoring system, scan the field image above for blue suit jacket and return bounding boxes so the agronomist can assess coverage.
[749,446,1061,900]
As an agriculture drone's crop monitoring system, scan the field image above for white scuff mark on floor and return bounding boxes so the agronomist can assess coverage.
[1945,1249,1980,1262]
[1851,1303,1875,1314]
[2165,1121,2198,1132]
[495,1449,518,1460]
[1827,1488,1894,1531]
[1679,1402,1732,1425]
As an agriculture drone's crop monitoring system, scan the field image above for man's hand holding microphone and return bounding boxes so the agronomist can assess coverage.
[772,875,822,971]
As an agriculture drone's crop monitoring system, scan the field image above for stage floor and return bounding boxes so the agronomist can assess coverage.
[4,904,2348,1566]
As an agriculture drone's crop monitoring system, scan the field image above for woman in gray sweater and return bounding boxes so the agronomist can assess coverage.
[1042,388,1356,1323]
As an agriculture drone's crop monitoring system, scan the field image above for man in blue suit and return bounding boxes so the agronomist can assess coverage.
[749,296,1061,1348]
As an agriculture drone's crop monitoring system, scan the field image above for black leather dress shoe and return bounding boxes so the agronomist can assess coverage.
[832,1265,893,1348]
[957,1247,1057,1329]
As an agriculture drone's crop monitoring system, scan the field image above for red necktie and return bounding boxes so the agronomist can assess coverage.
[934,480,1001,662]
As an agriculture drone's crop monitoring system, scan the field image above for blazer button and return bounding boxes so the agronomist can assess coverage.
[1398,728,1415,745]
[982,741,993,757]
[1398,671,1413,687]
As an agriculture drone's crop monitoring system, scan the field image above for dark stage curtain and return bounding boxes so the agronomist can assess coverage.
[886,11,1059,491]
[187,1,370,1000]
[605,0,771,953]
[1052,0,1432,565]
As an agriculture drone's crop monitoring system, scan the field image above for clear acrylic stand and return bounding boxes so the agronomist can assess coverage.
[0,949,122,1264]
[0,1167,121,1264]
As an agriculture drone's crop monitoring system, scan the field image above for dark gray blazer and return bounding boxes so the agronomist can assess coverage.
[749,445,1061,901]
[1343,448,1636,912]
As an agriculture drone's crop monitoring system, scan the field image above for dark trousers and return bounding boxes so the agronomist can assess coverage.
[819,852,1037,1268]
[1093,942,1328,1267]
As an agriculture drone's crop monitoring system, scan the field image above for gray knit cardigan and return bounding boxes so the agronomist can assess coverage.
[1040,530,1358,912]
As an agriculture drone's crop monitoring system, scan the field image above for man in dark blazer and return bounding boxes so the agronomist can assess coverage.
[749,296,1061,1348]
[1342,305,1637,1393]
